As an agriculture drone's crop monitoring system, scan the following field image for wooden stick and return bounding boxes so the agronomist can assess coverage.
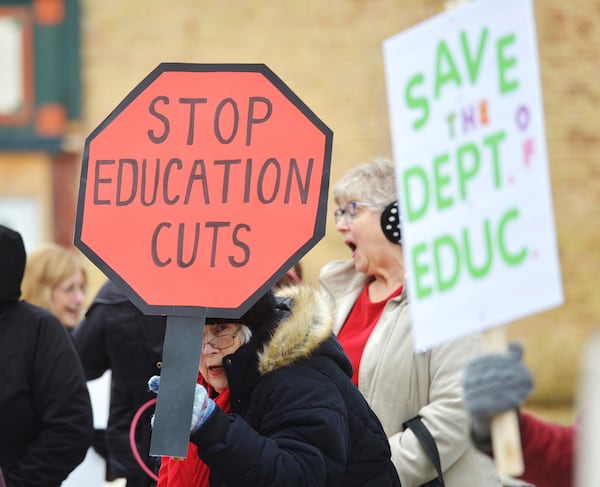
[481,326,524,477]
[576,333,600,486]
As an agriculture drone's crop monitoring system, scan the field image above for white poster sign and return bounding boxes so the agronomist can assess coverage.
[383,0,562,350]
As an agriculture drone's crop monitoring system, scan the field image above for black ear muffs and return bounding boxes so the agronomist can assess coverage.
[380,200,402,244]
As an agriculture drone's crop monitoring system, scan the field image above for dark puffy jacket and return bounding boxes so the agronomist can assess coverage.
[191,285,401,486]
[72,280,166,482]
[0,225,93,486]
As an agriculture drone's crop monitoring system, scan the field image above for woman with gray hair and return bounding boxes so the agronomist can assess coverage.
[319,157,501,486]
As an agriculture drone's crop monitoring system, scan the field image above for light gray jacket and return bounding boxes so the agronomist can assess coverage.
[320,259,501,487]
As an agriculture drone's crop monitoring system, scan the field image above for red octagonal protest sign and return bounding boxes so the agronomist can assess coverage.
[75,63,332,317]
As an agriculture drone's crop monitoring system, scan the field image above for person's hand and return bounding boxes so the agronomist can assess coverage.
[147,375,216,433]
[463,342,534,440]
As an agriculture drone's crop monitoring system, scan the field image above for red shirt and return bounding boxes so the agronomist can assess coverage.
[337,284,403,386]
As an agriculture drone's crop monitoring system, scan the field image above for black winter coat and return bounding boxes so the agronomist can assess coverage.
[0,225,93,486]
[191,285,401,487]
[72,280,166,481]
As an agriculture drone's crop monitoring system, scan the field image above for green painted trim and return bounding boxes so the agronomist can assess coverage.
[0,0,81,149]
[64,0,82,119]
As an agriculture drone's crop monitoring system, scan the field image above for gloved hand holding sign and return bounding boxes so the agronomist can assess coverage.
[463,342,534,450]
[148,375,215,433]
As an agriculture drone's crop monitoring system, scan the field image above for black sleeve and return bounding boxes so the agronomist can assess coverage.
[191,367,350,486]
[72,304,110,380]
[7,315,94,486]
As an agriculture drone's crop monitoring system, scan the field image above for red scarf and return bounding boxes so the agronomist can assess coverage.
[157,376,232,487]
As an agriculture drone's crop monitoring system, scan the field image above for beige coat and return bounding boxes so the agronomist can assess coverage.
[320,260,501,487]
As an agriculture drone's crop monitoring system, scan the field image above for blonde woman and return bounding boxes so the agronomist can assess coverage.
[22,243,88,331]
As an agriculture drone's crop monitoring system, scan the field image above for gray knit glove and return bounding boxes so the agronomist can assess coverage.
[463,342,533,444]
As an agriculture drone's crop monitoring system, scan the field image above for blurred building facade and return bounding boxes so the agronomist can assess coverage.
[1,0,599,414]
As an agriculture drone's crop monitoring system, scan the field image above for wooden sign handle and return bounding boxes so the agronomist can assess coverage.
[482,326,525,477]
[577,333,600,485]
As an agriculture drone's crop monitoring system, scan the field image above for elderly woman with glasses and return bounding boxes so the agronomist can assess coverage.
[156,322,250,487]
[152,284,400,487]
[319,157,501,487]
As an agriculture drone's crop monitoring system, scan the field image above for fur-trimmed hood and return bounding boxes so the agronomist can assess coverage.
[192,284,401,487]
[256,284,340,376]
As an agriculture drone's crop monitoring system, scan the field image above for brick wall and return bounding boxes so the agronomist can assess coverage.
[4,0,598,408]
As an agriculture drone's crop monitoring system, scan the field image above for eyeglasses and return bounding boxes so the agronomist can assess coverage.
[203,324,241,351]
[334,201,381,225]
